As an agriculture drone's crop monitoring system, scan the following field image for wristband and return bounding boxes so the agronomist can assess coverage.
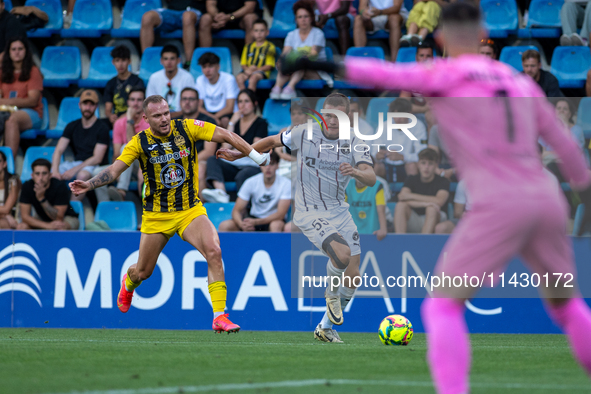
[249,149,270,166]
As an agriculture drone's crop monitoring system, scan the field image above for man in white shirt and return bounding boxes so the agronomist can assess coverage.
[218,152,291,232]
[146,45,195,113]
[195,52,240,128]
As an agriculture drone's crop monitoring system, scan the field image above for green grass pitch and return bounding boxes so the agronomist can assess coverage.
[1,329,589,393]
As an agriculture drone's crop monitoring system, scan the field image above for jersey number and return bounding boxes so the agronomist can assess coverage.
[495,89,515,143]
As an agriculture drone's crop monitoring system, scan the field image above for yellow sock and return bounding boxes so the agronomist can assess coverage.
[125,275,142,292]
[208,281,227,314]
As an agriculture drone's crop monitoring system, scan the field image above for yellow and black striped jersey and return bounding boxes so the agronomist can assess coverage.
[240,41,276,78]
[118,118,216,212]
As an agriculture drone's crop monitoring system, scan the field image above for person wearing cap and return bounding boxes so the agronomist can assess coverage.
[51,89,111,202]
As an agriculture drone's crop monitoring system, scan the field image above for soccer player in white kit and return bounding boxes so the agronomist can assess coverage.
[217,93,376,342]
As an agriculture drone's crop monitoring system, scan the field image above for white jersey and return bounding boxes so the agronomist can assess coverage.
[281,122,372,214]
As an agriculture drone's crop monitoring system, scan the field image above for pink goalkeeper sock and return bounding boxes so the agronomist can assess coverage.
[421,297,470,394]
[546,298,591,375]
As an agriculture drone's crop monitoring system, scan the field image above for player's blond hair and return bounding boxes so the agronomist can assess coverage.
[143,95,167,114]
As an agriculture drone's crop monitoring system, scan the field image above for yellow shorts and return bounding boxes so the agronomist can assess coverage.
[141,203,208,240]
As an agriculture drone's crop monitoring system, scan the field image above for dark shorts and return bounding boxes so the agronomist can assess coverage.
[239,70,268,79]
[246,214,270,232]
[155,8,201,32]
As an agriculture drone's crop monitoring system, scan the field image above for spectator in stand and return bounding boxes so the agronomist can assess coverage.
[434,178,469,234]
[400,0,442,47]
[50,90,110,202]
[275,98,308,179]
[176,87,218,199]
[146,45,195,113]
[521,49,564,97]
[18,158,79,230]
[0,0,26,60]
[479,38,497,59]
[236,19,276,93]
[195,52,240,128]
[109,87,148,201]
[199,0,261,48]
[345,177,388,240]
[0,150,20,229]
[140,0,206,69]
[0,37,43,159]
[270,0,329,100]
[202,89,267,203]
[399,41,432,113]
[560,1,590,46]
[428,124,456,181]
[354,0,408,62]
[373,98,427,183]
[315,0,356,55]
[394,148,449,234]
[104,45,145,125]
[219,152,291,232]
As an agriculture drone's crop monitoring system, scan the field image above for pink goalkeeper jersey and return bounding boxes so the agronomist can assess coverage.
[345,54,590,205]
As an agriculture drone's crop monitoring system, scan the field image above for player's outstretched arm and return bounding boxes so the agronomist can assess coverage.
[69,160,129,197]
[216,133,283,162]
[211,126,272,165]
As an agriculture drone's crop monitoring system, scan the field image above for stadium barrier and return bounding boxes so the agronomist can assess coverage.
[1,231,590,334]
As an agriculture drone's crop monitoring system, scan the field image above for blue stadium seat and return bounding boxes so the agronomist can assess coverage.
[263,100,292,135]
[4,0,11,10]
[0,147,15,174]
[69,200,85,230]
[396,47,438,63]
[225,182,237,193]
[366,97,395,130]
[269,0,296,38]
[190,47,233,79]
[111,0,161,37]
[78,47,117,88]
[315,97,325,112]
[21,147,55,182]
[204,202,234,230]
[481,0,518,38]
[577,97,591,139]
[46,97,100,139]
[573,204,585,236]
[21,98,50,140]
[139,46,163,85]
[499,45,538,72]
[519,0,563,38]
[25,0,63,37]
[95,201,138,231]
[345,46,386,60]
[61,0,112,37]
[550,46,591,88]
[40,46,81,88]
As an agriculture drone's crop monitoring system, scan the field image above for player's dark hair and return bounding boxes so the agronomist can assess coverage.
[522,49,540,63]
[324,93,349,114]
[31,158,51,172]
[129,86,145,99]
[238,88,259,111]
[110,45,131,60]
[418,148,439,163]
[161,45,180,58]
[181,87,199,99]
[143,95,166,114]
[389,98,412,113]
[253,18,268,29]
[1,37,34,84]
[269,151,280,165]
[293,0,316,27]
[198,52,220,66]
[440,3,481,26]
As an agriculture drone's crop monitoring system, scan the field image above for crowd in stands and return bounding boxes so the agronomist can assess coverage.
[0,0,590,236]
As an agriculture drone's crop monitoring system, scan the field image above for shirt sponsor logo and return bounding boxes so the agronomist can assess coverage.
[149,148,191,164]
[193,120,204,127]
[160,163,186,189]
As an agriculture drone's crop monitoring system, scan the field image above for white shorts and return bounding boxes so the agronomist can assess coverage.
[369,9,409,33]
[59,161,96,178]
[293,206,361,256]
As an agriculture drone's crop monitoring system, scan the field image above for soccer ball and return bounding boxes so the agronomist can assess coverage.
[378,314,413,346]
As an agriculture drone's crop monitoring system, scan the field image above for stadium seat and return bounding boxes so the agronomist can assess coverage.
[269,0,296,38]
[263,100,292,135]
[366,97,395,130]
[225,182,237,192]
[345,47,385,60]
[573,203,585,235]
[61,0,113,37]
[204,202,234,229]
[499,45,538,72]
[577,97,591,139]
[21,98,50,140]
[46,97,100,139]
[396,47,436,63]
[21,147,55,182]
[40,46,81,88]
[69,200,85,230]
[78,47,118,88]
[480,0,518,38]
[111,0,162,37]
[190,47,233,79]
[4,0,11,10]
[0,147,15,174]
[550,46,591,88]
[139,46,164,85]
[95,201,138,231]
[519,0,563,38]
[25,0,63,37]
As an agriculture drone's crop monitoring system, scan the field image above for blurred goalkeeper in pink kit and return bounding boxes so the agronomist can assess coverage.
[282,3,591,392]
